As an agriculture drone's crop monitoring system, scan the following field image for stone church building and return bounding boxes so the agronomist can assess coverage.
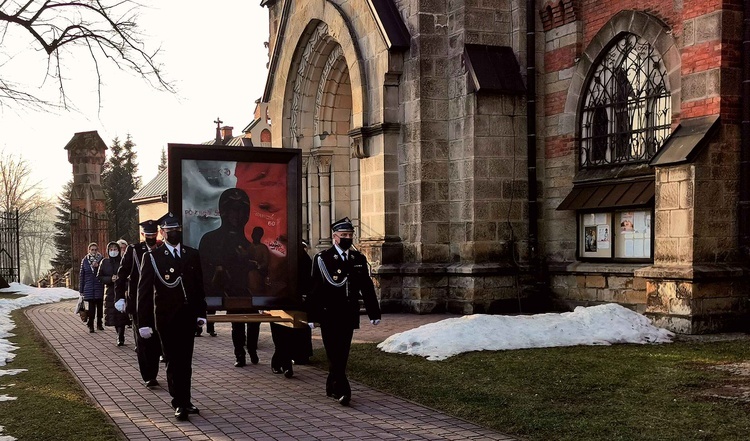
[257,0,750,333]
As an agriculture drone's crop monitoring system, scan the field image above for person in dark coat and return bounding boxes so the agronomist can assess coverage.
[137,212,207,421]
[270,239,314,378]
[198,188,261,367]
[98,241,130,346]
[306,217,381,406]
[115,220,162,387]
[79,242,105,333]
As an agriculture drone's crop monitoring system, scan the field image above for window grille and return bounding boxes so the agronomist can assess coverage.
[580,34,671,167]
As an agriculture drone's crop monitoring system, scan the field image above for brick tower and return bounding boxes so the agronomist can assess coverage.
[65,130,109,287]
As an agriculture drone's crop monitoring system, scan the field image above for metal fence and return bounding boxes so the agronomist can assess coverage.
[0,210,20,283]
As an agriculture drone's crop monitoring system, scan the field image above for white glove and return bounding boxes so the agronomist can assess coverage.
[197,317,207,326]
[114,299,126,313]
[370,319,381,325]
[139,327,153,339]
[308,322,315,329]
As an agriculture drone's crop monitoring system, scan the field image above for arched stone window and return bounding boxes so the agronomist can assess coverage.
[580,33,671,168]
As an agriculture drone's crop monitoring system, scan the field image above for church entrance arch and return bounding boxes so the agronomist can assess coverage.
[285,21,358,252]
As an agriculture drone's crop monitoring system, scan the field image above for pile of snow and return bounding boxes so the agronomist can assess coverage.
[377,304,675,361]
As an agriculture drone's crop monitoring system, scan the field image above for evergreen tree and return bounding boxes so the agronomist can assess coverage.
[102,135,141,243]
[50,181,73,273]
[158,147,168,173]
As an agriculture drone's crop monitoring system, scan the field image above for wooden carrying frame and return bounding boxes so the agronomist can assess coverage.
[168,144,306,326]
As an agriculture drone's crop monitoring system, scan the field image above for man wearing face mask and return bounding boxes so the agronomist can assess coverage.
[115,220,163,388]
[137,212,207,421]
[306,217,381,406]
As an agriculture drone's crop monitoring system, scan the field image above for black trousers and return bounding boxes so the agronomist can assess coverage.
[271,323,313,371]
[232,322,260,358]
[131,313,161,382]
[320,323,354,398]
[157,306,196,409]
[86,299,103,329]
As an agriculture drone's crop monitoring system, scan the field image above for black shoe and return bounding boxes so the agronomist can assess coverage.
[174,407,189,420]
[117,340,124,347]
[271,367,283,374]
[338,395,351,406]
[208,331,217,337]
[145,379,159,388]
[160,355,166,363]
[89,327,95,333]
[249,351,259,365]
[283,367,294,378]
[185,403,200,414]
[97,324,105,331]
[234,357,246,367]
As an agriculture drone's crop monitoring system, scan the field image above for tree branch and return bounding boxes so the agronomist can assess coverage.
[0,0,173,109]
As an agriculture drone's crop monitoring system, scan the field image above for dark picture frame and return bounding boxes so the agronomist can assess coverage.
[167,143,302,310]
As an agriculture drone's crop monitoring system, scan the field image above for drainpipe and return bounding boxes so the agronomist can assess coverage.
[740,2,750,257]
[526,0,539,266]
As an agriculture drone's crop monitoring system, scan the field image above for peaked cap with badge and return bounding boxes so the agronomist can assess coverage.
[331,217,354,232]
[157,212,181,229]
[140,219,158,234]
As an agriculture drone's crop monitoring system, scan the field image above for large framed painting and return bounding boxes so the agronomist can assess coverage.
[167,144,302,311]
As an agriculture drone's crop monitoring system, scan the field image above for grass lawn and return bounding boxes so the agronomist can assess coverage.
[0,309,124,441]
[0,293,23,300]
[312,339,750,441]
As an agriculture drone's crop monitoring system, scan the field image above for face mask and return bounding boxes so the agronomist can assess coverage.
[109,250,119,258]
[338,237,353,250]
[166,231,182,245]
[145,237,157,247]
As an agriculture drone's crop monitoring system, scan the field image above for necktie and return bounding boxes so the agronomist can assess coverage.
[342,252,347,261]
[173,249,180,260]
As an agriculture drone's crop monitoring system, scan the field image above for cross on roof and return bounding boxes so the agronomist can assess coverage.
[214,117,223,129]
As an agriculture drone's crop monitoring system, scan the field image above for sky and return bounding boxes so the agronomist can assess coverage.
[0,1,271,198]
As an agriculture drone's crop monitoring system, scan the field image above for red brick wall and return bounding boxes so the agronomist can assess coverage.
[579,1,681,47]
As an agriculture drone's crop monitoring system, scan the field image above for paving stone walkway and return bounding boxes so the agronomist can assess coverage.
[26,301,517,440]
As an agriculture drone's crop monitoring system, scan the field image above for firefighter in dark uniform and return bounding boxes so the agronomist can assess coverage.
[137,212,207,421]
[114,219,162,388]
[306,217,381,406]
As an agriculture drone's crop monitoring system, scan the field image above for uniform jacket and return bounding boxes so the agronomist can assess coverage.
[115,242,153,315]
[97,255,130,327]
[307,246,381,329]
[136,244,207,333]
[79,255,104,301]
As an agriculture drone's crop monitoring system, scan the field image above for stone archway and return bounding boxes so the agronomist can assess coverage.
[285,21,358,252]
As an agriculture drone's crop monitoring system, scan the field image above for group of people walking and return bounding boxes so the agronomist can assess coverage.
[76,210,382,420]
[78,241,130,345]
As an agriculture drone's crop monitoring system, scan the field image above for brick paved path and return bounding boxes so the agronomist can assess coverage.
[26,301,517,440]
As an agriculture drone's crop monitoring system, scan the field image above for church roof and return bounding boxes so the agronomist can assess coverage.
[367,0,410,51]
[131,168,167,203]
[201,136,253,147]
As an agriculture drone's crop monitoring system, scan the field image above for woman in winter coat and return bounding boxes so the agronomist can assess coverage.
[79,242,105,333]
[98,241,131,346]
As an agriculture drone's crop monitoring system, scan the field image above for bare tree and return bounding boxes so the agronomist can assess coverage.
[19,200,56,284]
[0,0,172,109]
[0,149,50,282]
[0,149,44,227]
